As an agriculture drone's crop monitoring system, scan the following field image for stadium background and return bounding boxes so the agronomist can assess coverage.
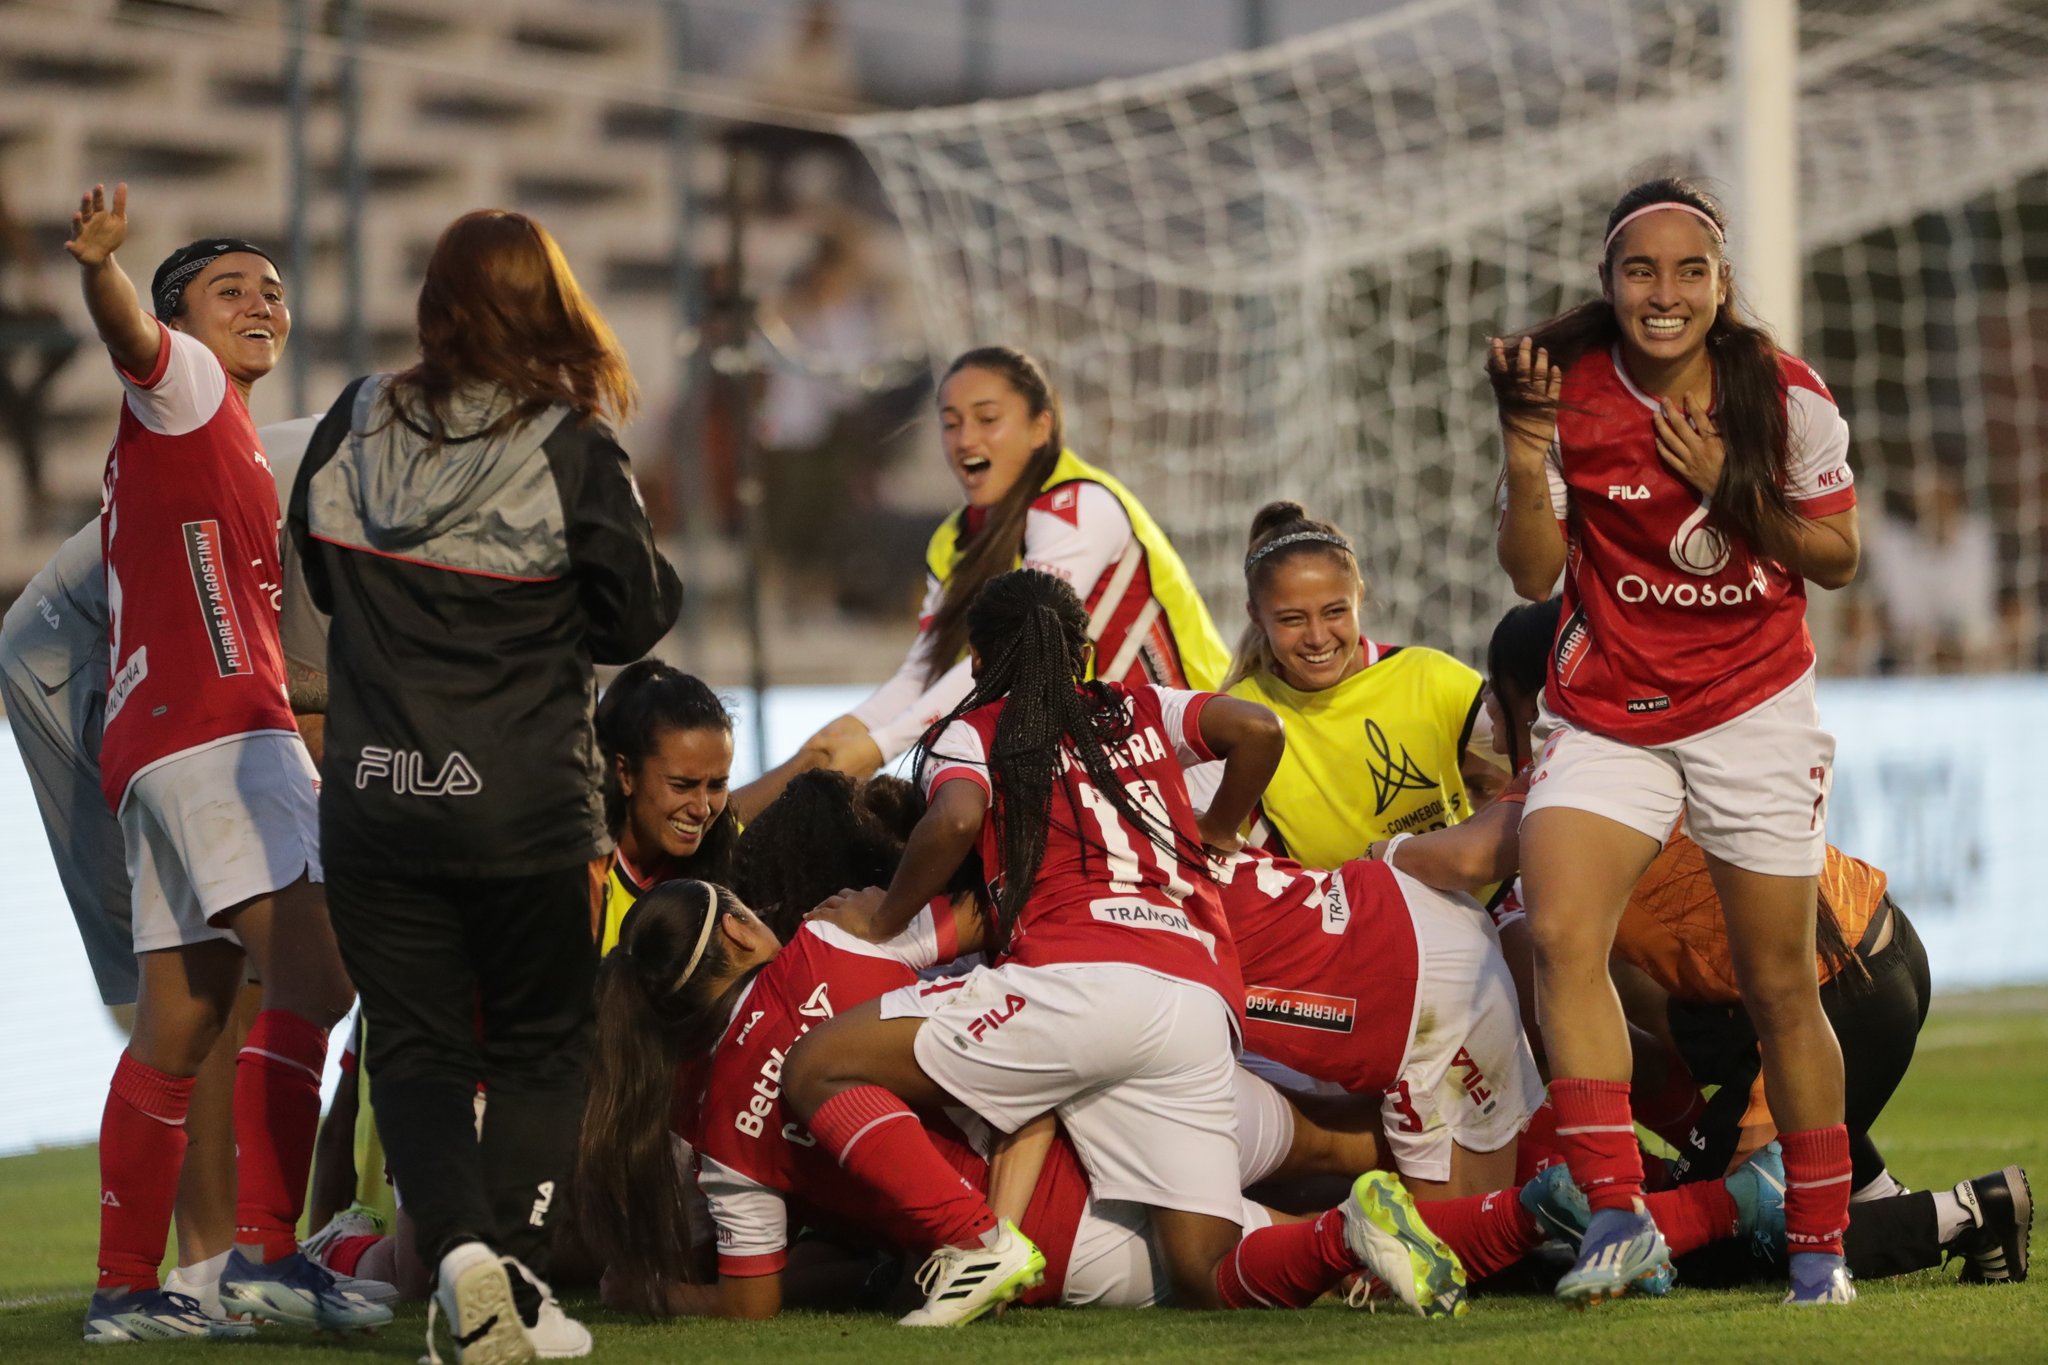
[0,0,2042,1256]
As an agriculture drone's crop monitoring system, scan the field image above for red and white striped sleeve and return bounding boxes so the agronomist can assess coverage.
[1145,685,1219,766]
[116,323,229,437]
[922,714,990,799]
[1783,366,1855,517]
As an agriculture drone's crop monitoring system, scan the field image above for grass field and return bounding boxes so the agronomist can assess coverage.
[3,989,2044,1363]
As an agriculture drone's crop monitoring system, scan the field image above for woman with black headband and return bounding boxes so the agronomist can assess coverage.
[64,183,387,1342]
[1205,501,1492,870]
[1490,175,1862,1308]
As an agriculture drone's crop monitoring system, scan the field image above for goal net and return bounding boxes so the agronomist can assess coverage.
[848,0,2048,667]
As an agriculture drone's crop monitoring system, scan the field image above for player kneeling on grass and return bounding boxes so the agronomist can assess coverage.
[780,569,1467,1324]
[64,183,388,1344]
[577,776,1444,1317]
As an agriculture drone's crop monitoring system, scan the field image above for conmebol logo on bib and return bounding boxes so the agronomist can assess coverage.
[1667,499,1730,576]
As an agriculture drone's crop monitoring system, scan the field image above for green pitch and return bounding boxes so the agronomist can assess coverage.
[4,989,2044,1362]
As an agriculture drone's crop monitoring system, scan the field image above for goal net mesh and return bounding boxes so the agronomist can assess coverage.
[849,0,2048,666]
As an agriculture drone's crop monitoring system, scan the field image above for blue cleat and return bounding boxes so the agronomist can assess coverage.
[1554,1204,1671,1308]
[218,1247,394,1331]
[1521,1163,1592,1247]
[82,1285,219,1344]
[1785,1251,1856,1305]
[1727,1141,1788,1263]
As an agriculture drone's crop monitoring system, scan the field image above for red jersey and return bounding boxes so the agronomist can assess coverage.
[99,323,296,808]
[1542,345,1855,745]
[924,683,1244,1023]
[689,905,1087,1299]
[1215,848,1421,1095]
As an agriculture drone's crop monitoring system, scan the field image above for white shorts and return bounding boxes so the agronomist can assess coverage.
[1062,1196,1271,1308]
[1378,858,1545,1183]
[1524,670,1834,877]
[880,960,1244,1224]
[1232,1065,1299,1188]
[120,732,324,954]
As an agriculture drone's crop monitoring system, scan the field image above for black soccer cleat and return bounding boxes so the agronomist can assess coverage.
[1949,1165,2031,1284]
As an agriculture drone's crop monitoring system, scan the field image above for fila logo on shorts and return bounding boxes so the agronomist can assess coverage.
[1450,1046,1497,1115]
[353,745,482,796]
[964,994,1028,1043]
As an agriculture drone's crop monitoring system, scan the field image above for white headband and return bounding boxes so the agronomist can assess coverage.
[1603,202,1726,255]
[1246,530,1352,572]
[671,891,722,990]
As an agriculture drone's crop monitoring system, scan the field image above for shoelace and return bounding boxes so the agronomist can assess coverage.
[1342,1274,1388,1312]
[422,1295,444,1365]
[912,1250,951,1295]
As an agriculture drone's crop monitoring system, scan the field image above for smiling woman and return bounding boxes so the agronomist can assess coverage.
[795,346,1230,778]
[1487,175,1865,1310]
[1214,501,1487,870]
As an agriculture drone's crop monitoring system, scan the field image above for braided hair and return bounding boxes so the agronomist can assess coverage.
[915,568,1204,950]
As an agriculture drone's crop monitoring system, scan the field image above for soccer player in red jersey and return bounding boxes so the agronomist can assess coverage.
[781,570,1468,1325]
[65,184,386,1341]
[1490,176,1861,1307]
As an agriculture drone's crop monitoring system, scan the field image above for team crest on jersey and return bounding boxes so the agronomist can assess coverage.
[1246,985,1356,1033]
[1667,499,1731,577]
[1363,718,1437,815]
[182,520,253,678]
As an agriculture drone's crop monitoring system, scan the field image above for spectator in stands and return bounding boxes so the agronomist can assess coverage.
[0,183,81,526]
[1862,471,2001,672]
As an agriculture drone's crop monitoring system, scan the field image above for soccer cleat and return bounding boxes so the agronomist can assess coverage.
[427,1242,535,1365]
[218,1247,394,1331]
[1727,1141,1788,1263]
[159,1263,258,1338]
[1553,1204,1671,1308]
[898,1220,1046,1327]
[302,1202,399,1304]
[1520,1163,1592,1248]
[82,1286,220,1344]
[1784,1251,1856,1305]
[505,1256,591,1358]
[1340,1170,1469,1319]
[1629,1260,1677,1296]
[1950,1165,2032,1284]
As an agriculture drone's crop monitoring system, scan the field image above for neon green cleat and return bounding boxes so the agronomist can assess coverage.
[1341,1171,1470,1318]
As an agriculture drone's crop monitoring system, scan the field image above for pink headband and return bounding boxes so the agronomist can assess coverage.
[1602,202,1726,255]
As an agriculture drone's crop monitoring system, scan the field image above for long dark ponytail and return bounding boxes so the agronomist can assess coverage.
[595,659,740,885]
[922,347,1064,685]
[915,568,1202,950]
[1487,176,1801,561]
[577,880,755,1292]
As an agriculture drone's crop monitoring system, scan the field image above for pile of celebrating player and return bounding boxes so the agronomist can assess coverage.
[3,171,2031,1362]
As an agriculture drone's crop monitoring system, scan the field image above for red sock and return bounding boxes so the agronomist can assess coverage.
[807,1086,996,1250]
[98,1052,196,1291]
[320,1234,383,1277]
[1780,1125,1851,1257]
[1549,1078,1643,1213]
[1515,1099,1567,1184]
[1214,1210,1354,1308]
[1416,1189,1543,1278]
[233,1010,329,1260]
[1632,1052,1707,1153]
[1643,1181,1738,1257]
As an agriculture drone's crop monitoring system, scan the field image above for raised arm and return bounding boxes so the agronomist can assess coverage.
[1492,336,1568,600]
[64,183,158,377]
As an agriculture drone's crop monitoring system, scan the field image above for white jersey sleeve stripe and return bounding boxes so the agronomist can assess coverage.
[119,324,229,438]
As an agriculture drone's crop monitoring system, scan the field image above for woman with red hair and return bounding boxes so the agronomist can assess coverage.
[290,209,681,1363]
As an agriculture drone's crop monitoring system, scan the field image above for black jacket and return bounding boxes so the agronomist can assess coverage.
[289,375,681,877]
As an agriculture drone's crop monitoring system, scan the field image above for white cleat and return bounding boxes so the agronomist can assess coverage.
[426,1242,535,1365]
[898,1220,1046,1326]
[1339,1170,1470,1318]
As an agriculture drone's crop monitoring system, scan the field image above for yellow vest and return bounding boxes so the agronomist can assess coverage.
[923,449,1230,690]
[1229,646,1483,869]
